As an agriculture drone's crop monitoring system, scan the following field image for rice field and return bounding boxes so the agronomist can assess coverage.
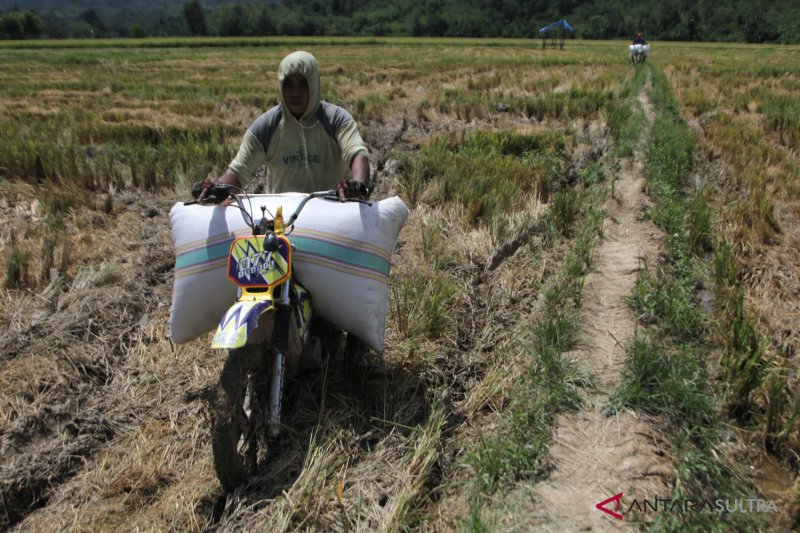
[1,37,798,531]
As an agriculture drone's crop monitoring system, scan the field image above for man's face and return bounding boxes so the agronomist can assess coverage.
[283,73,310,118]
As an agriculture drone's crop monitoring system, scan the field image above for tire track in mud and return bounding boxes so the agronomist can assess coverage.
[0,199,175,531]
[501,76,674,531]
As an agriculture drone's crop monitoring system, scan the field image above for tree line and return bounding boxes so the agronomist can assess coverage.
[2,0,799,43]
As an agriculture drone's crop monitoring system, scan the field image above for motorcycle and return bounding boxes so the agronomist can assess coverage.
[187,185,367,492]
[629,43,649,65]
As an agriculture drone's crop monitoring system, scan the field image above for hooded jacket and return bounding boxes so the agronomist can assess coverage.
[228,51,369,193]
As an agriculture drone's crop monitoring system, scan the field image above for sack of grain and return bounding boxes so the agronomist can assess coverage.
[169,194,408,352]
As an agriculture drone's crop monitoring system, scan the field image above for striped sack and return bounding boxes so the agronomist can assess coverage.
[169,194,409,352]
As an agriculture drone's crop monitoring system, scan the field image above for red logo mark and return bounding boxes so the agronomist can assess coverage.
[596,492,624,520]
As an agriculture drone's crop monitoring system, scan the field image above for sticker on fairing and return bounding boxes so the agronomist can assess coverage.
[227,235,291,287]
[212,299,274,349]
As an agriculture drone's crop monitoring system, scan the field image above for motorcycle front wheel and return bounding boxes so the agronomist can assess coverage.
[211,346,267,493]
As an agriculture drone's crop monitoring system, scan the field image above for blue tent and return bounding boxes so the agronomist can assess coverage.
[539,19,573,49]
[539,19,574,35]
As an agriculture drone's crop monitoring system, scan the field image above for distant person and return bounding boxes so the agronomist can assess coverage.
[630,32,649,64]
[198,50,370,201]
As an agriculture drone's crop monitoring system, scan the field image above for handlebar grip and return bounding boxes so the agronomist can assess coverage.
[204,187,230,204]
[184,184,232,206]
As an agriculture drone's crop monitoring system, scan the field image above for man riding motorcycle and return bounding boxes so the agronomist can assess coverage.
[196,50,371,359]
[198,50,370,202]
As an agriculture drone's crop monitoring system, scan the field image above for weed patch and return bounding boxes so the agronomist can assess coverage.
[401,130,566,227]
[629,262,702,342]
[614,65,770,531]
[463,180,604,520]
[390,271,458,340]
[606,64,649,157]
[611,337,714,440]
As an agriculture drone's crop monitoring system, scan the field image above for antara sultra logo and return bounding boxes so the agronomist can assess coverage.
[596,492,779,521]
[596,492,623,520]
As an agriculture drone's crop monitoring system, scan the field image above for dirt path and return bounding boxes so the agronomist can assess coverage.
[499,77,673,530]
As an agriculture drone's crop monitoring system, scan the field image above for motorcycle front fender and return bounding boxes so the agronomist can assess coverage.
[211,299,274,349]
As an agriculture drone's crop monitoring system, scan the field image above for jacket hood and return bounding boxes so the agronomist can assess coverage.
[278,51,321,123]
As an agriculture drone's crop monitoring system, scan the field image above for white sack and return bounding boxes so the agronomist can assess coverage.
[169,194,409,352]
[628,44,650,56]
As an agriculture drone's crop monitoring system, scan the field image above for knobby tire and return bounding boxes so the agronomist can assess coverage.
[211,346,265,493]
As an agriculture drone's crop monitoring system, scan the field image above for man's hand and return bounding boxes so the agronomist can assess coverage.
[191,180,215,200]
[337,179,370,201]
[191,180,230,204]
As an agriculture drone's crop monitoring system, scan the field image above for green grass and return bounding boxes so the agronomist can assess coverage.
[712,241,771,423]
[762,94,800,148]
[550,188,581,235]
[611,338,715,440]
[389,271,458,340]
[463,178,605,523]
[646,69,695,192]
[402,129,566,227]
[467,311,584,494]
[629,263,703,342]
[576,161,607,187]
[606,62,650,156]
[613,65,769,532]
[656,448,770,532]
[520,88,612,122]
[5,242,28,289]
[718,288,770,420]
[687,187,713,254]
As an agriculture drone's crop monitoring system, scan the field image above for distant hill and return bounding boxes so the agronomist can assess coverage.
[1,0,799,43]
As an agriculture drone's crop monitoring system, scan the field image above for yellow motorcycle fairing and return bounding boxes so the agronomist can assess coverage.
[227,235,291,289]
[212,234,293,349]
[292,282,313,342]
[211,297,275,349]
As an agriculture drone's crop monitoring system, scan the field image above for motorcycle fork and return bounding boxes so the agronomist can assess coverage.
[268,281,292,437]
[243,374,258,470]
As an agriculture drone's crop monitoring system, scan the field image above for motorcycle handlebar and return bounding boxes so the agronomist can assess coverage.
[184,187,371,228]
[287,189,372,226]
[285,189,339,226]
[184,183,239,206]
